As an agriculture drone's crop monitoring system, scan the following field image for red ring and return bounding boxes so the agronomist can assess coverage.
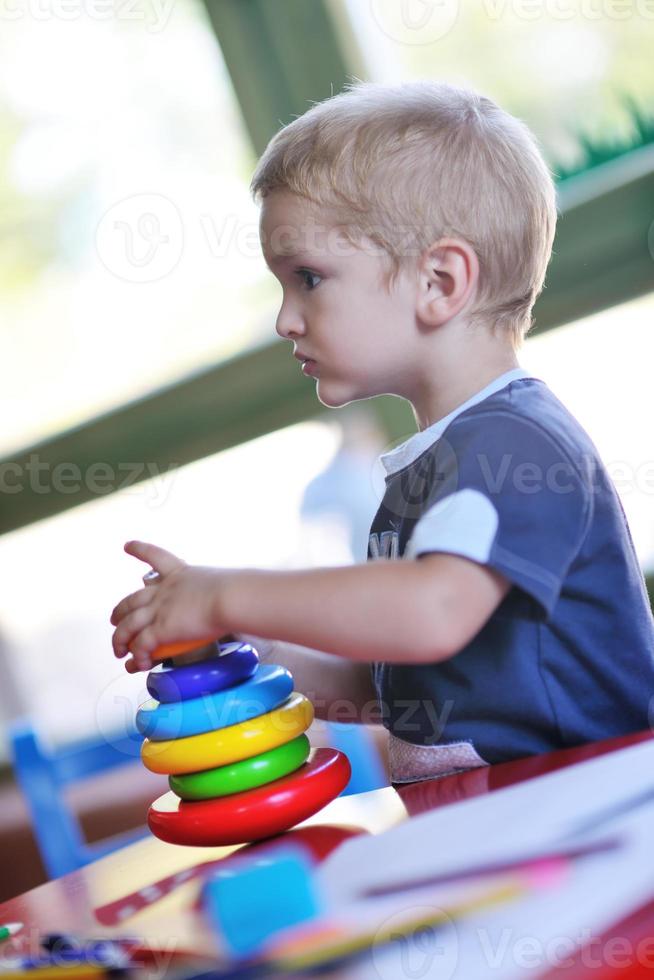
[148,748,351,846]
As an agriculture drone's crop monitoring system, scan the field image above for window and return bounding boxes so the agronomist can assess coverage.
[0,0,276,456]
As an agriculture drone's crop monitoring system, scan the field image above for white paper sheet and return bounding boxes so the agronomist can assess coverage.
[320,737,654,902]
[341,800,654,980]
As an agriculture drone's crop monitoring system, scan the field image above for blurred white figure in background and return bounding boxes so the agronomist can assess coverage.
[0,627,30,759]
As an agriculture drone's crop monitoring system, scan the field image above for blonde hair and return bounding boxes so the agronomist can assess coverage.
[250,79,557,348]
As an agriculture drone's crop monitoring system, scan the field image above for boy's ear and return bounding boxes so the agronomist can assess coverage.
[415,237,479,327]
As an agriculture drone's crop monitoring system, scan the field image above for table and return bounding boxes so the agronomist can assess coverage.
[1,729,653,978]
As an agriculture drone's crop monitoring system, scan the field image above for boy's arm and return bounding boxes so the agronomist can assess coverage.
[234,632,381,724]
[111,543,509,668]
[221,554,510,664]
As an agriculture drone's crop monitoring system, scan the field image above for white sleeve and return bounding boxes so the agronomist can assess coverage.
[404,488,499,563]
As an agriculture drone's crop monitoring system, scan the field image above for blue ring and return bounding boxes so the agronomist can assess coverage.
[137,664,294,739]
[146,643,258,703]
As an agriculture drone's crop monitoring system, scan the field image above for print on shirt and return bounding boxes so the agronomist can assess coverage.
[368,529,400,560]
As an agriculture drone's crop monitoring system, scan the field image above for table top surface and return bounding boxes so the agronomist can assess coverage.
[2,728,653,978]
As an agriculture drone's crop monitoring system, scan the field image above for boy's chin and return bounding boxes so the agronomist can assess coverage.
[315,379,363,410]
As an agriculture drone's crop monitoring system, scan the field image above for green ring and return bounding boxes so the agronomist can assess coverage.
[169,733,311,800]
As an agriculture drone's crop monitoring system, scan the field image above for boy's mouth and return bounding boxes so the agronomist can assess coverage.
[293,351,318,376]
[301,359,318,377]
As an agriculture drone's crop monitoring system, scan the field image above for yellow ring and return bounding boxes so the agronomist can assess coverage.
[141,692,314,774]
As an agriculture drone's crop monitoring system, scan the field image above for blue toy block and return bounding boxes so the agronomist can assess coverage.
[203,842,323,959]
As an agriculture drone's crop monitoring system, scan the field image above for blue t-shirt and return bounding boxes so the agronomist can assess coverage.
[368,368,654,769]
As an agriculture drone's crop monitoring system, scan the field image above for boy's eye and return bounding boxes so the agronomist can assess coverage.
[295,268,322,291]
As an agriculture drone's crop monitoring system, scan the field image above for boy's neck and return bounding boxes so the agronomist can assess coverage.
[410,328,521,433]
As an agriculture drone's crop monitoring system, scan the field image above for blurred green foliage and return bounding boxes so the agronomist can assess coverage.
[389,4,654,176]
[554,95,654,181]
[0,105,61,293]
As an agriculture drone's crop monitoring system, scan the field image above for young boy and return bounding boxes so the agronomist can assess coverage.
[110,80,654,783]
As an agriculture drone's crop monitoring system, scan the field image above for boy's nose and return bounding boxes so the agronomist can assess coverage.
[275,304,305,340]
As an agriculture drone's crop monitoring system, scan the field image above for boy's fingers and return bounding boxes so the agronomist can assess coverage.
[124,654,151,674]
[129,626,158,666]
[124,540,184,576]
[112,605,154,659]
[110,588,154,626]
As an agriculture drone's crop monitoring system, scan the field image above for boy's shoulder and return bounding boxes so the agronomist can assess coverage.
[380,371,598,486]
[444,375,598,473]
[432,376,602,538]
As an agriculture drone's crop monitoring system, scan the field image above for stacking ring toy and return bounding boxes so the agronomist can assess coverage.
[146,642,258,704]
[169,733,311,800]
[136,664,294,740]
[148,748,351,845]
[141,692,314,774]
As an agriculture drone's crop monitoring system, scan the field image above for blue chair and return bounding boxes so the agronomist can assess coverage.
[326,722,387,795]
[9,719,148,879]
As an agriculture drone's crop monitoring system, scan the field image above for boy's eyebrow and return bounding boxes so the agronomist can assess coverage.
[262,248,318,267]
[272,243,303,257]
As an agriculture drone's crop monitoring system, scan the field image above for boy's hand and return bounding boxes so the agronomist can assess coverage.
[110,540,230,672]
